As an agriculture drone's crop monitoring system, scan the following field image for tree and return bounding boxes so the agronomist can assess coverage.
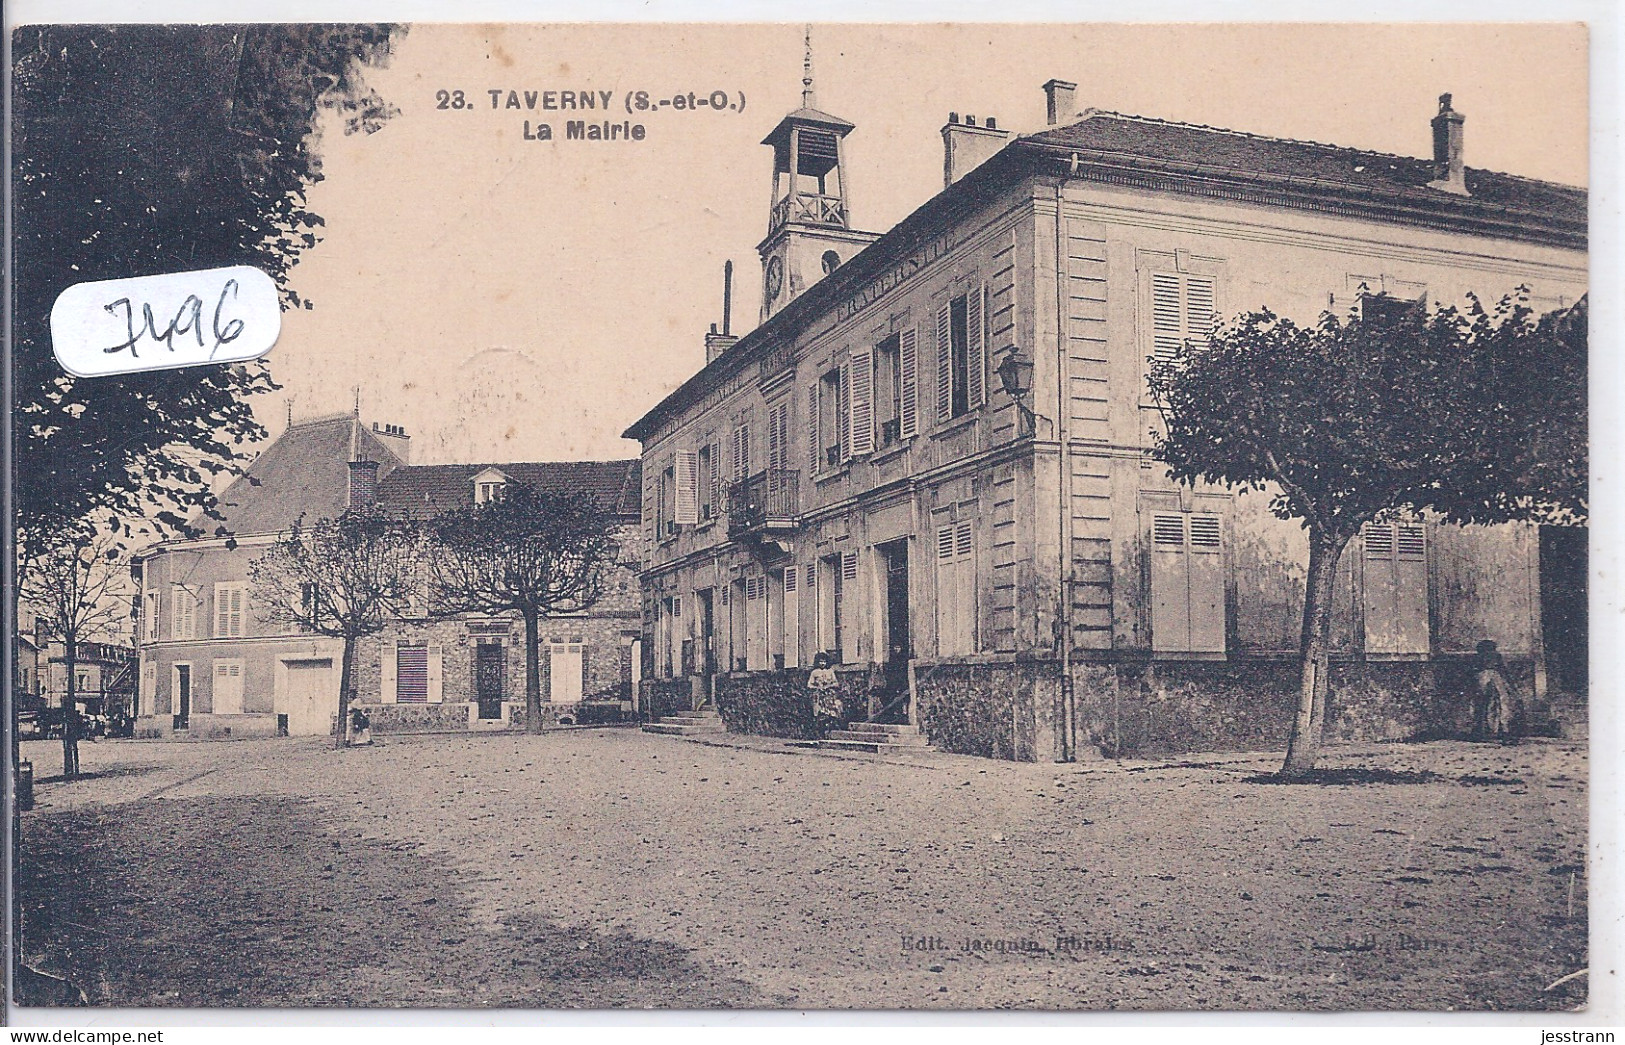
[1148,291,1586,779]
[248,507,422,748]
[11,24,403,551]
[427,484,621,734]
[18,527,132,779]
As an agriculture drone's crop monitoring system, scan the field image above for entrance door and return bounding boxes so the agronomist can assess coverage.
[879,540,912,723]
[173,664,191,731]
[282,658,335,736]
[696,589,715,678]
[476,643,505,719]
[549,643,583,703]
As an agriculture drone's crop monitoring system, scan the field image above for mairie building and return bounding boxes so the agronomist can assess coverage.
[623,76,1587,761]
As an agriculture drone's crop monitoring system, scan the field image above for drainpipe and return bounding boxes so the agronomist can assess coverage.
[1054,181,1076,762]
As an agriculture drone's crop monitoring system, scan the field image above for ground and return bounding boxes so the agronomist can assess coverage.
[13,727,1587,1011]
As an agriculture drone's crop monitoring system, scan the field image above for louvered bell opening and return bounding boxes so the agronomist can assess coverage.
[794,129,840,177]
[1364,524,1395,559]
[1189,514,1221,550]
[1396,525,1426,560]
[1153,513,1185,547]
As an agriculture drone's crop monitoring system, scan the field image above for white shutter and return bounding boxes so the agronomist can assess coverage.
[956,522,976,654]
[710,439,724,508]
[783,567,801,669]
[229,587,244,637]
[215,585,229,637]
[1364,522,1429,655]
[1185,277,1216,348]
[807,383,821,472]
[1187,514,1225,653]
[966,284,986,409]
[1151,274,1184,363]
[839,356,854,462]
[849,346,875,456]
[674,450,698,525]
[381,640,397,702]
[768,400,790,474]
[427,645,443,703]
[1150,513,1190,653]
[733,424,750,480]
[899,326,920,439]
[936,302,953,423]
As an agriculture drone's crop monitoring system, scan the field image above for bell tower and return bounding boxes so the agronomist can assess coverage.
[758,29,879,321]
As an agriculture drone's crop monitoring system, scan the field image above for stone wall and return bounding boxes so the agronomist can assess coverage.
[641,677,700,719]
[912,657,1061,762]
[713,667,872,740]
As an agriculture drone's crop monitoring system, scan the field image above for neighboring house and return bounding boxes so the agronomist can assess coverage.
[44,640,135,720]
[130,411,642,739]
[623,79,1586,760]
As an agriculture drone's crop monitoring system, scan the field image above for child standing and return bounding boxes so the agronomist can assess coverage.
[808,652,842,737]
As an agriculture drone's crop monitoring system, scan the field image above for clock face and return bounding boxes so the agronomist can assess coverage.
[764,255,784,300]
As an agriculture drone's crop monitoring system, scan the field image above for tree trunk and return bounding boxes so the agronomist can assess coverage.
[335,635,356,750]
[523,610,543,734]
[1279,534,1347,779]
[61,641,80,780]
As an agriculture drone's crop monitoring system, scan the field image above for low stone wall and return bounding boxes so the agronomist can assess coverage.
[358,701,470,735]
[713,667,871,740]
[912,658,1061,762]
[641,677,700,719]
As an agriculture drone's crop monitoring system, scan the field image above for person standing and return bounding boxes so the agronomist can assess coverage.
[1472,639,1519,742]
[808,652,842,737]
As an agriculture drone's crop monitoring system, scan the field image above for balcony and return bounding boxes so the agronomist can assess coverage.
[727,469,799,538]
[770,192,847,233]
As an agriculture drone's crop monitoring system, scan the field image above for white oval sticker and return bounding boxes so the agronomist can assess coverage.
[50,265,281,378]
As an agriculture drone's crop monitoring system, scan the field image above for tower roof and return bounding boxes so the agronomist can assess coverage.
[760,106,856,149]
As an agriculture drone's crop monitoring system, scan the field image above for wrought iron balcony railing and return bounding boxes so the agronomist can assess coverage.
[727,468,799,537]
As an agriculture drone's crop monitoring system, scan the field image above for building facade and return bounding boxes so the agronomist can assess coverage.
[624,81,1586,760]
[130,413,642,739]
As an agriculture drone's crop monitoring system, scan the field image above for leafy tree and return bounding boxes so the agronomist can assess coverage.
[1149,292,1585,779]
[18,527,131,779]
[427,484,621,734]
[11,24,403,551]
[248,506,422,748]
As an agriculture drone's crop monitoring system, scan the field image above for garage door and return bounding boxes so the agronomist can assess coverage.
[282,659,335,736]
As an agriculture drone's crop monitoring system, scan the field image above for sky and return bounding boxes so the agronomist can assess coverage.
[261,22,1590,466]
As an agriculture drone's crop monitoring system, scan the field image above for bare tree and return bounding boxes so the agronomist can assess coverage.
[427,483,620,734]
[18,527,131,779]
[248,506,421,748]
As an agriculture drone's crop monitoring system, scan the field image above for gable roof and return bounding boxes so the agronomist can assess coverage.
[376,459,641,520]
[208,414,404,536]
[624,107,1586,443]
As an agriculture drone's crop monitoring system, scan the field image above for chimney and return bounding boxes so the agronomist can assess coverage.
[705,323,739,364]
[1428,93,1468,195]
[1043,79,1078,126]
[371,421,411,464]
[347,458,380,508]
[942,112,1013,188]
[704,261,739,363]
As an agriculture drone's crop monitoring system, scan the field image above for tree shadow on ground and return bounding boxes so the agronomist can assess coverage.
[31,764,165,786]
[15,794,771,1009]
[1243,768,1444,786]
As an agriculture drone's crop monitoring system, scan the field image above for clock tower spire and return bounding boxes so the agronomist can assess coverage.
[757,26,879,321]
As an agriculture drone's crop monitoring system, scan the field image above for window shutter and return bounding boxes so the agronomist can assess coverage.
[1185,276,1216,348]
[711,439,725,506]
[1363,523,1395,560]
[382,641,397,702]
[849,346,875,456]
[733,424,750,480]
[966,284,986,409]
[936,302,954,423]
[1187,513,1225,653]
[838,357,854,462]
[427,646,443,703]
[807,384,821,472]
[230,587,243,637]
[674,450,698,525]
[767,400,790,474]
[1151,274,1184,363]
[898,326,920,439]
[1150,513,1191,653]
[581,644,590,698]
[783,567,801,669]
[841,550,859,581]
[215,585,229,637]
[1364,522,1429,654]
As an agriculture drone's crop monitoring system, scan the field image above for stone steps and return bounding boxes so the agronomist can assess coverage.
[817,721,932,754]
[823,729,929,747]
[641,708,725,737]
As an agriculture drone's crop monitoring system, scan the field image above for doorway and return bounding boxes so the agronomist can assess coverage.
[878,539,912,722]
[696,588,715,678]
[1540,525,1588,698]
[172,663,191,731]
[475,642,505,719]
[282,658,336,736]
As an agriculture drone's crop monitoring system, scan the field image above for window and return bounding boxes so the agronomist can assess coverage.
[817,552,856,661]
[1149,511,1225,654]
[874,334,902,447]
[658,463,676,538]
[817,367,846,469]
[1363,521,1430,655]
[212,659,244,715]
[213,583,246,638]
[697,443,715,522]
[144,591,160,643]
[388,644,443,704]
[674,450,698,525]
[171,585,198,640]
[767,399,791,474]
[935,522,978,655]
[1150,272,1217,363]
[782,566,802,669]
[476,481,506,504]
[936,288,986,424]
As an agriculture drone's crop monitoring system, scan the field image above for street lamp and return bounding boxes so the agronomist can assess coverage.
[995,347,1036,434]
